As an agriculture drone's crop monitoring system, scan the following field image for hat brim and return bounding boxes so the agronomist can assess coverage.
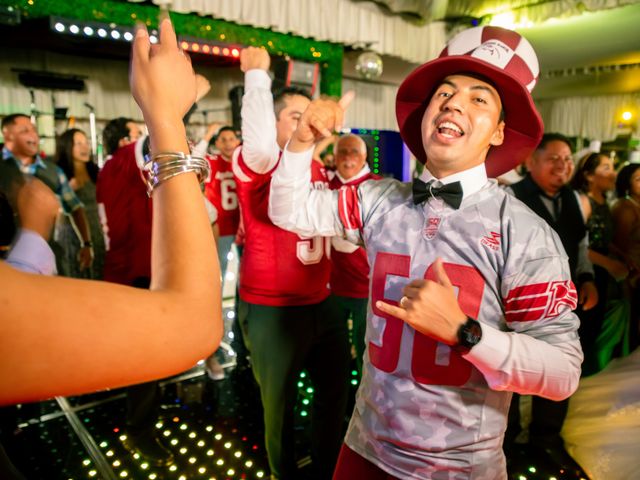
[396,56,544,178]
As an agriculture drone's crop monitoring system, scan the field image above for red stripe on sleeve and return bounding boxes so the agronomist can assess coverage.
[338,185,362,231]
[504,294,548,311]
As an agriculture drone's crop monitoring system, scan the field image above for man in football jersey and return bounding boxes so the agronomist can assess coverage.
[268,26,583,479]
[233,46,350,479]
[96,118,174,467]
[201,126,241,380]
[203,126,241,282]
[329,134,381,374]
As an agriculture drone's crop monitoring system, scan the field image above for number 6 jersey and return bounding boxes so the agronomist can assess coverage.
[269,152,583,479]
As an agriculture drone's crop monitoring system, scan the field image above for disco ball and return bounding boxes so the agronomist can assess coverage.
[355,51,383,80]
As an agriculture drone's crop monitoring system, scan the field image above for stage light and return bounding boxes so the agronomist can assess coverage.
[149,35,158,44]
[192,43,200,52]
[97,28,107,37]
[124,31,133,41]
[213,46,220,55]
[489,12,515,29]
[223,47,230,56]
[231,48,240,57]
[110,30,120,40]
[69,24,79,34]
[181,41,189,49]
[54,22,64,32]
[622,111,633,121]
[83,26,93,36]
[202,44,210,53]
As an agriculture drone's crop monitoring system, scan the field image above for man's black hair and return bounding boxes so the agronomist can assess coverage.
[1,113,30,131]
[102,117,134,155]
[273,86,312,119]
[536,132,573,152]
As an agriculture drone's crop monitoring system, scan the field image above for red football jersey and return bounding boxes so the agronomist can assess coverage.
[96,142,152,286]
[203,153,240,237]
[235,152,331,306]
[329,172,381,298]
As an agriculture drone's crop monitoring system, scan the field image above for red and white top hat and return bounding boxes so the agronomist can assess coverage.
[396,26,544,178]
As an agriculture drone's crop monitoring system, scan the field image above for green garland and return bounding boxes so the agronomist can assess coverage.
[1,0,343,96]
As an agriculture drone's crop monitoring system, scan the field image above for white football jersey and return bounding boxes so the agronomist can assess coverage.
[269,152,583,479]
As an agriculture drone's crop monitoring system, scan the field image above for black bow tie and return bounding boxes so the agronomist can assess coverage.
[412,178,464,209]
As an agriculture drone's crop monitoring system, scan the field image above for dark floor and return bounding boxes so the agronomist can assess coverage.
[0,304,590,480]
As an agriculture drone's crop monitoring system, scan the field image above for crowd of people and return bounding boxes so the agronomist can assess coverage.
[1,17,639,480]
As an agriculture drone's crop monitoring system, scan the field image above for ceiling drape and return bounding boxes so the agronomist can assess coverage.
[136,0,446,63]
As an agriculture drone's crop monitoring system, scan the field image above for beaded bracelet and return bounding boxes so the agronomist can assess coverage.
[143,151,210,195]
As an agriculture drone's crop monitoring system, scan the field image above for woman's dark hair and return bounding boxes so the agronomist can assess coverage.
[55,129,99,183]
[615,163,640,198]
[570,152,607,193]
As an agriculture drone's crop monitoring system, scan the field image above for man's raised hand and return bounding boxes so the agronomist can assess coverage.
[288,91,355,152]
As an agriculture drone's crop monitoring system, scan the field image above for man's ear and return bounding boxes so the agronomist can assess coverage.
[489,121,505,147]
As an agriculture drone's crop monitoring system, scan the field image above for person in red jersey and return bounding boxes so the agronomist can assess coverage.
[201,126,241,380]
[232,46,350,480]
[203,126,241,278]
[329,134,381,374]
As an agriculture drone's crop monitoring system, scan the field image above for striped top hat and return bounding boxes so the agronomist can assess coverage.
[396,26,544,178]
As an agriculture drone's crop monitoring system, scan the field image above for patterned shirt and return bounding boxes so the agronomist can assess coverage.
[2,147,83,214]
[269,150,583,479]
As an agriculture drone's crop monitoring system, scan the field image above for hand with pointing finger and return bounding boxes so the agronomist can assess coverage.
[376,258,468,346]
[288,91,355,153]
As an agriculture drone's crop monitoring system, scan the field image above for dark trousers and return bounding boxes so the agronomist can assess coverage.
[126,381,161,438]
[332,295,368,375]
[239,297,351,480]
[506,393,568,448]
[126,277,161,439]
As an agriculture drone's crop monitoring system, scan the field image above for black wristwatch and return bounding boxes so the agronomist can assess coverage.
[454,317,482,354]
[83,241,93,248]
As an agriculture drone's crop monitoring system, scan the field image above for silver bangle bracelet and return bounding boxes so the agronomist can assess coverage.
[145,151,210,195]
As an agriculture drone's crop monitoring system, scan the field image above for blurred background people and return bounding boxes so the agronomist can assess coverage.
[571,152,630,375]
[612,163,640,352]
[54,128,105,279]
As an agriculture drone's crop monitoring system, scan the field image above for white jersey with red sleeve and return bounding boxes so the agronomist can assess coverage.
[203,153,239,236]
[268,148,583,479]
[233,149,331,306]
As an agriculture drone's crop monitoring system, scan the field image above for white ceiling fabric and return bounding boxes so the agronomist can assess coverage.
[140,0,447,63]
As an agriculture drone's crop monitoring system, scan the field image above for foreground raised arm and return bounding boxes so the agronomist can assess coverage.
[0,17,221,405]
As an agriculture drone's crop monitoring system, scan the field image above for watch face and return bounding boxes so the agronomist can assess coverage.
[459,318,482,349]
